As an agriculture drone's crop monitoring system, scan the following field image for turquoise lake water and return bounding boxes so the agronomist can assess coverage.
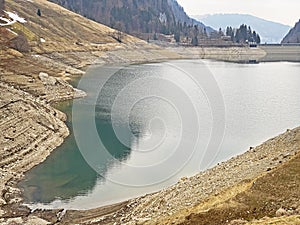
[19,60,300,210]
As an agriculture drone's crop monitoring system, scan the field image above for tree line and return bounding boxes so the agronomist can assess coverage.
[225,24,261,44]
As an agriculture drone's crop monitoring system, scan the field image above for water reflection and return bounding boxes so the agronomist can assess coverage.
[19,60,300,209]
[20,99,132,203]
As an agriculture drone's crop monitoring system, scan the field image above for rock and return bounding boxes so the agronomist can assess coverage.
[39,72,57,85]
[5,217,24,224]
[276,208,287,217]
[136,218,151,224]
[73,88,87,98]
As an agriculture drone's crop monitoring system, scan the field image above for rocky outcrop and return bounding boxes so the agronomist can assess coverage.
[0,82,69,210]
[282,19,300,43]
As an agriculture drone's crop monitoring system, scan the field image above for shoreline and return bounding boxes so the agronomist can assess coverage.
[1,46,300,224]
[59,126,300,224]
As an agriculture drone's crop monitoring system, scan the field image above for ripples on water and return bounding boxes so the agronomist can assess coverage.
[20,60,300,210]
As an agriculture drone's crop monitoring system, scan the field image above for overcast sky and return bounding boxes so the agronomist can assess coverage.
[177,0,300,26]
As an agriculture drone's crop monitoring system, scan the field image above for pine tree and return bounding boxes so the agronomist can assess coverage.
[256,34,261,44]
[191,36,198,46]
[37,8,41,17]
[218,27,223,37]
[174,31,180,43]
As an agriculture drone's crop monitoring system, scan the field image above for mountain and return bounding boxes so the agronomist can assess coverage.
[193,14,291,44]
[282,20,300,43]
[49,0,213,39]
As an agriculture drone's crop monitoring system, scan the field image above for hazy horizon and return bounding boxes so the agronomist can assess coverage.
[177,0,299,26]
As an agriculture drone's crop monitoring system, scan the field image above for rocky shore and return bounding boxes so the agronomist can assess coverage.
[0,81,69,224]
[59,126,300,225]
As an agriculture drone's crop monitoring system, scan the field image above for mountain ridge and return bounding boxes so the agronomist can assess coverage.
[193,13,291,43]
[282,19,300,43]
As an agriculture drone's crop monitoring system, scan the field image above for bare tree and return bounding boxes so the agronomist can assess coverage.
[110,21,125,43]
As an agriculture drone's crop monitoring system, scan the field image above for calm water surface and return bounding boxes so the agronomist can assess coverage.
[20,60,300,210]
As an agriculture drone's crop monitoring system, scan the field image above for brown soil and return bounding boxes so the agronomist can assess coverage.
[171,149,300,225]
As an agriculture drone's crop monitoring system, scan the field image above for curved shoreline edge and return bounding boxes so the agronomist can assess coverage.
[0,46,299,225]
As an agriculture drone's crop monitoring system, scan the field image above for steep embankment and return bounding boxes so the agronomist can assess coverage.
[282,19,300,43]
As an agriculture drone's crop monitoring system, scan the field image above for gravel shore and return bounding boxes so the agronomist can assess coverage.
[59,126,300,224]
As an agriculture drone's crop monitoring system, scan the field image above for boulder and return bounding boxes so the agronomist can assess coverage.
[39,72,57,85]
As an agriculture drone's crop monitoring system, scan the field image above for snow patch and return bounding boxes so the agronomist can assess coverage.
[0,16,15,26]
[6,28,18,36]
[0,11,26,26]
[5,11,26,23]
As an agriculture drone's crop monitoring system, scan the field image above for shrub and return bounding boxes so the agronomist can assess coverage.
[9,31,30,52]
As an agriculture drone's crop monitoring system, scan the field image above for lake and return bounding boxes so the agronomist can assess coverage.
[19,60,300,210]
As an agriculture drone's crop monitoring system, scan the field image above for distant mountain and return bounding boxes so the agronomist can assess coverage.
[282,20,300,43]
[193,14,291,43]
[49,0,213,40]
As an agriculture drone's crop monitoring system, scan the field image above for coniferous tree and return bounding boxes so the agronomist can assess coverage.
[174,31,180,42]
[227,24,261,44]
[37,8,42,17]
[256,34,261,44]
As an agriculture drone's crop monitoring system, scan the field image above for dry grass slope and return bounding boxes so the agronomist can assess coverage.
[170,148,300,225]
[4,0,144,53]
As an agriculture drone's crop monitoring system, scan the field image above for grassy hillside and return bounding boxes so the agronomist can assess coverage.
[1,0,146,54]
[0,0,156,105]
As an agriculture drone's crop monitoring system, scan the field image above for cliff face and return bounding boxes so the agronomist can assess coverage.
[282,20,300,43]
[49,0,212,37]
